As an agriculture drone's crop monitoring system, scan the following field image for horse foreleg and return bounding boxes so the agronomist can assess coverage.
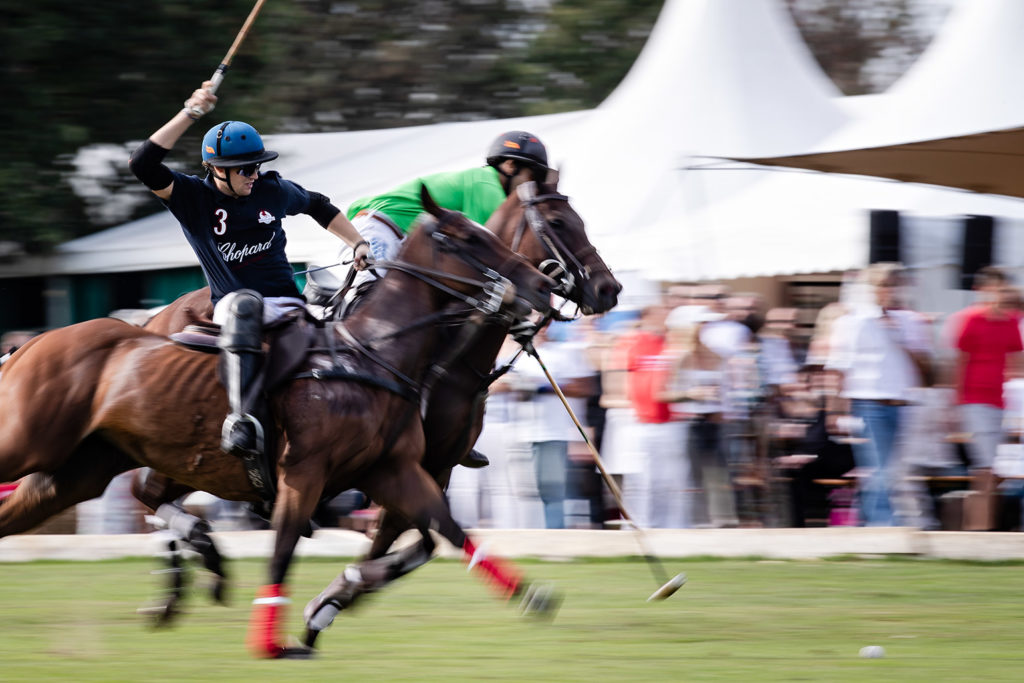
[302,536,435,648]
[133,469,229,610]
[367,464,555,612]
[247,466,322,659]
[364,462,454,560]
[366,507,410,559]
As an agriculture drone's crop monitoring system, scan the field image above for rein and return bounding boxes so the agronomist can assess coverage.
[512,182,592,301]
[308,221,526,399]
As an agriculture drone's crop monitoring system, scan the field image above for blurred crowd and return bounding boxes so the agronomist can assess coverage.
[447,263,1024,532]
[9,262,1024,534]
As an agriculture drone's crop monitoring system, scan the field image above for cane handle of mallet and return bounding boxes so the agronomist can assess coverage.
[184,70,224,118]
[185,0,267,117]
[208,69,226,94]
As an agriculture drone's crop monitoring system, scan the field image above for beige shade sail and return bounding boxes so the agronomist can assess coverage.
[735,126,1024,199]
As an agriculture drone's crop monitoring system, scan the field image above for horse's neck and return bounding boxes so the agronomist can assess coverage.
[454,323,509,385]
[340,274,443,377]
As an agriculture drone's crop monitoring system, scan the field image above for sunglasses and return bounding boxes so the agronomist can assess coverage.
[235,163,261,177]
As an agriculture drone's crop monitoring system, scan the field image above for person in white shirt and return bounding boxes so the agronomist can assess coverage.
[826,263,933,526]
[515,323,598,529]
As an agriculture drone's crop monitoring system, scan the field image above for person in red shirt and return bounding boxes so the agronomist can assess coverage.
[622,303,689,528]
[955,269,1024,470]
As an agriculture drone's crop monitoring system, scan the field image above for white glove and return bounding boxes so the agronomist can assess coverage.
[183,82,218,120]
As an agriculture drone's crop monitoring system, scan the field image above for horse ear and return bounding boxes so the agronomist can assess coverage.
[420,183,442,218]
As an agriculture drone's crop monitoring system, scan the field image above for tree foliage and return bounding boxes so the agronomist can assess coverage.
[0,0,943,252]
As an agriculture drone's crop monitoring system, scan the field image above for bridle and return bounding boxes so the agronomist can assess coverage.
[510,181,606,310]
[320,211,540,393]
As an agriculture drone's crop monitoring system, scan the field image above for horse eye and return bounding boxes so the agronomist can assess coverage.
[549,218,565,231]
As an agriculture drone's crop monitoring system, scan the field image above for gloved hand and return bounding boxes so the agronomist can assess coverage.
[184,81,218,120]
[352,240,373,271]
[509,318,538,347]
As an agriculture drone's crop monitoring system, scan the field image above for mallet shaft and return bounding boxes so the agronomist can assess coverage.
[525,344,670,586]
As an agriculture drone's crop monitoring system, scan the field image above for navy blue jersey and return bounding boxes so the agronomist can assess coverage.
[162,170,311,304]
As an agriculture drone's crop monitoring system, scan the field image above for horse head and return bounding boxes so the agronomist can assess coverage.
[411,183,555,318]
[486,175,621,316]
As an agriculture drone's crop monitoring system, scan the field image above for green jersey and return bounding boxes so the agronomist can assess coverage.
[346,166,506,234]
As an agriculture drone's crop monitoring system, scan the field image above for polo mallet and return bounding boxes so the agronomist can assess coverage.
[523,343,686,602]
[186,0,269,117]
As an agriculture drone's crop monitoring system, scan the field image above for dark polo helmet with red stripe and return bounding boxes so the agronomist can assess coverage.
[486,131,550,171]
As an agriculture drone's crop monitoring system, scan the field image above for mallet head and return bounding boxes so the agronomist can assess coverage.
[647,572,687,602]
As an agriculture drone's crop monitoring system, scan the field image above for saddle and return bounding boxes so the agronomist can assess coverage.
[168,314,316,511]
[169,314,315,393]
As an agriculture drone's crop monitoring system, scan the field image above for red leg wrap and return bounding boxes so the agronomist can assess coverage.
[247,583,288,658]
[463,538,522,599]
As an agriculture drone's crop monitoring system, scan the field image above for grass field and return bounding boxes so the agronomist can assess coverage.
[1,555,1023,681]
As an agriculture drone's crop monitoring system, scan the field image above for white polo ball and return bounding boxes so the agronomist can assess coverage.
[859,645,885,659]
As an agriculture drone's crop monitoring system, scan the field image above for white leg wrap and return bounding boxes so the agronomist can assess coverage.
[155,503,202,541]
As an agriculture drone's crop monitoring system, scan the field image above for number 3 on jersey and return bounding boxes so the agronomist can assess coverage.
[213,208,228,235]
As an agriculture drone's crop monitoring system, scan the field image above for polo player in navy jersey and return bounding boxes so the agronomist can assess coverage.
[129,80,371,459]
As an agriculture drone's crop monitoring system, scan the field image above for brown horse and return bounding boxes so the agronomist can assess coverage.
[0,193,555,658]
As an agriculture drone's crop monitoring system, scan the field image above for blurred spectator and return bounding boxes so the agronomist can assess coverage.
[773,365,856,527]
[663,309,738,528]
[720,293,770,526]
[695,284,753,359]
[624,303,689,528]
[760,308,801,391]
[597,313,646,525]
[826,263,932,526]
[950,268,1023,471]
[515,322,598,529]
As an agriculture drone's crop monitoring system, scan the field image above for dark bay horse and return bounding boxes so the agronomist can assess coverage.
[0,195,555,658]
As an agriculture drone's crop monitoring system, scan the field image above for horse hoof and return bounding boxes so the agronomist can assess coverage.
[137,597,180,628]
[277,641,316,659]
[303,628,321,649]
[517,582,562,620]
[209,576,229,605]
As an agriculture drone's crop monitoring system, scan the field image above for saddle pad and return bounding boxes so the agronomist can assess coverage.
[170,329,220,352]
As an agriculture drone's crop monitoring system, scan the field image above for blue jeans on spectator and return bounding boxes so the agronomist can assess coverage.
[532,440,568,529]
[851,399,903,526]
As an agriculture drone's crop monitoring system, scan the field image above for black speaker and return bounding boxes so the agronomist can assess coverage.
[960,215,995,290]
[869,210,901,264]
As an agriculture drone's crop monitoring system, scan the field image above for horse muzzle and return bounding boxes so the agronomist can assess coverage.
[579,273,622,315]
[503,272,555,318]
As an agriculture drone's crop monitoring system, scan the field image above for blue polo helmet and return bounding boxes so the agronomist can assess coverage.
[201,121,279,167]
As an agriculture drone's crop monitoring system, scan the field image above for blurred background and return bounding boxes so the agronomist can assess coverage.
[20,0,1024,538]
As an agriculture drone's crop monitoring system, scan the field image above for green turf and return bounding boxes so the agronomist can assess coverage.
[0,555,1022,681]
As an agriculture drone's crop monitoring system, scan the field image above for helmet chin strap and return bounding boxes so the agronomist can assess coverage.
[210,165,243,198]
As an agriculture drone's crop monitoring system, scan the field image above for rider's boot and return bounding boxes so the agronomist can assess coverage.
[459,448,490,469]
[218,290,266,458]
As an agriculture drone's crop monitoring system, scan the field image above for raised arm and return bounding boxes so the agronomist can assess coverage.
[128,82,218,200]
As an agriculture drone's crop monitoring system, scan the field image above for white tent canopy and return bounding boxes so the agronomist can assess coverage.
[557,0,851,272]
[736,0,1024,198]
